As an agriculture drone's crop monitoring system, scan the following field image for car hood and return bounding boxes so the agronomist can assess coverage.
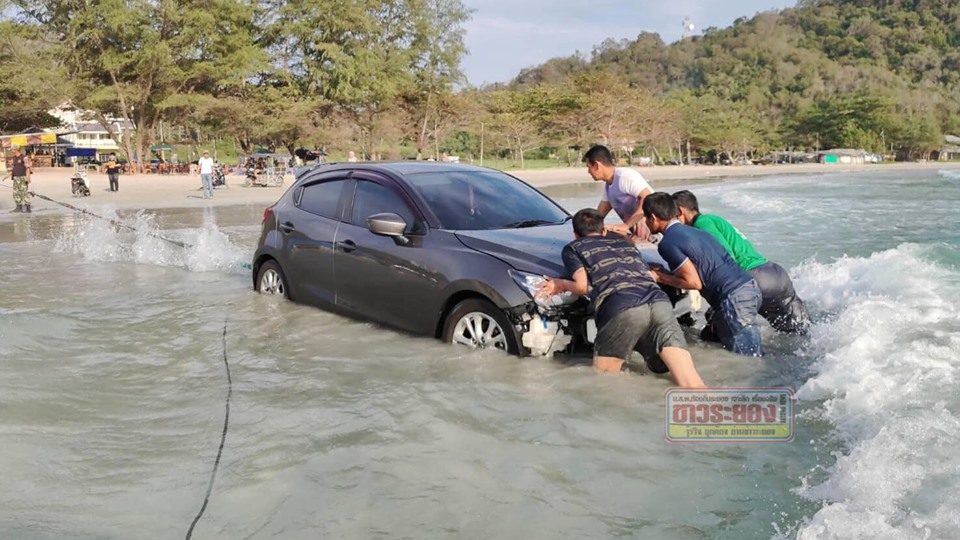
[455,224,571,276]
[455,225,672,278]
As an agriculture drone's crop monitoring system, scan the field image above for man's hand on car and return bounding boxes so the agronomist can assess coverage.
[536,277,561,299]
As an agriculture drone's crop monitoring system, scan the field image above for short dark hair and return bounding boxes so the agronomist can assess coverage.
[582,145,614,166]
[672,190,700,213]
[572,208,604,237]
[642,192,679,220]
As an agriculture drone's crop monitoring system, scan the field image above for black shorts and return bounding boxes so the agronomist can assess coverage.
[594,302,687,361]
[749,262,810,334]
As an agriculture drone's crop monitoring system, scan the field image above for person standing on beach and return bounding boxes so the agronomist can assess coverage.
[537,208,706,387]
[672,190,810,334]
[105,154,122,192]
[643,193,763,356]
[198,151,214,199]
[9,147,32,213]
[583,144,655,242]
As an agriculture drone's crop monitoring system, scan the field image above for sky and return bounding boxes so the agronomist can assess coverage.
[460,0,798,86]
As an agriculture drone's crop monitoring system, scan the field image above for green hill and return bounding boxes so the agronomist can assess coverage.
[512,0,960,159]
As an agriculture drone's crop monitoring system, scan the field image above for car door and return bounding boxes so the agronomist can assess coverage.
[334,172,441,333]
[282,173,349,307]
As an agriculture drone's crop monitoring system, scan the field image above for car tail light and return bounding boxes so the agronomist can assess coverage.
[262,207,273,223]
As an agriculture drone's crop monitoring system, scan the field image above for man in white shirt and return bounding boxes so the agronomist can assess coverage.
[198,150,214,199]
[583,144,654,242]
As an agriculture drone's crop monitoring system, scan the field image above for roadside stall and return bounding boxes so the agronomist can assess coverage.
[1,131,66,168]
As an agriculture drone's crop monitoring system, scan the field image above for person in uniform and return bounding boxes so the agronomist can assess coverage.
[10,147,32,213]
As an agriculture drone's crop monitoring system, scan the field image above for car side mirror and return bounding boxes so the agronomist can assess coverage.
[367,213,410,245]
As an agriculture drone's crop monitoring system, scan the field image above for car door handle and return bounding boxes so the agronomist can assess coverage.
[336,239,357,253]
[279,221,295,233]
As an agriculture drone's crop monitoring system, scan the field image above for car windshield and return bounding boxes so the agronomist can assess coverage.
[405,170,569,230]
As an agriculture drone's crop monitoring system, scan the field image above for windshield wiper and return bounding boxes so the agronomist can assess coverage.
[504,219,556,229]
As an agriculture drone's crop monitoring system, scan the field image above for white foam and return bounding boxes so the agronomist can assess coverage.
[54,207,250,274]
[718,190,791,214]
[937,169,960,181]
[789,244,960,538]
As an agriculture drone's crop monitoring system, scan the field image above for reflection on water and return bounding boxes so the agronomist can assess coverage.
[2,171,959,538]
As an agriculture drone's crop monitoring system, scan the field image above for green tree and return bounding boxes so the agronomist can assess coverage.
[788,95,893,151]
[484,85,581,168]
[0,19,68,132]
[261,0,469,157]
[11,0,265,164]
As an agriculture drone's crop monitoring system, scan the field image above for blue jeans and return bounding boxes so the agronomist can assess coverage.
[200,173,213,198]
[714,279,763,356]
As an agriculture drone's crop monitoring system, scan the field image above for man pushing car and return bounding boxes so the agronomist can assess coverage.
[537,208,705,388]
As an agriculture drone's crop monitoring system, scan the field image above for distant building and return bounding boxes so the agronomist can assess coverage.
[818,148,881,165]
[937,135,960,161]
[47,103,133,160]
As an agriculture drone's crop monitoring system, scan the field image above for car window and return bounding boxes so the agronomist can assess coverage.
[350,180,415,228]
[299,179,346,219]
[406,171,567,230]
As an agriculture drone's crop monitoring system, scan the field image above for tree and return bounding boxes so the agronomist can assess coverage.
[788,95,893,151]
[403,0,470,158]
[669,91,773,162]
[483,85,581,168]
[572,73,681,162]
[261,0,469,157]
[11,0,265,165]
[0,19,68,132]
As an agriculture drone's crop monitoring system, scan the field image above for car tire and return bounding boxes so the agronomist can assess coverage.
[442,298,520,355]
[255,259,290,299]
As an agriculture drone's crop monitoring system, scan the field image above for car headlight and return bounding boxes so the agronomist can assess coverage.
[508,269,578,308]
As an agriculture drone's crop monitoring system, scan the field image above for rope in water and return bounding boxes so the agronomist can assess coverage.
[4,178,240,535]
[0,176,192,249]
[29,191,192,249]
[2,179,254,269]
[185,322,233,540]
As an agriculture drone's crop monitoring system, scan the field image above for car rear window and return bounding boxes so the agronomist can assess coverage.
[299,179,346,219]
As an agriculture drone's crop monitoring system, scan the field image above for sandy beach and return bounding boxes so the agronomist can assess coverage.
[3,160,959,216]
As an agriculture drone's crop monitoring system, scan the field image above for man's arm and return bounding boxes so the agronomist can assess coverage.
[24,156,32,183]
[597,200,612,218]
[650,259,703,291]
[621,187,653,229]
[537,268,588,298]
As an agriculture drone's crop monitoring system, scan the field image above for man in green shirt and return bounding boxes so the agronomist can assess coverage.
[672,190,809,334]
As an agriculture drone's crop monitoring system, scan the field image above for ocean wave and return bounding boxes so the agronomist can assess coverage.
[789,243,960,539]
[938,169,960,181]
[52,208,250,274]
[718,190,792,214]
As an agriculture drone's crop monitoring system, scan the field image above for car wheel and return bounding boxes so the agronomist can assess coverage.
[255,259,290,299]
[442,298,520,354]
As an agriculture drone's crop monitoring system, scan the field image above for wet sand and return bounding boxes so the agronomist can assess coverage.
[2,161,958,216]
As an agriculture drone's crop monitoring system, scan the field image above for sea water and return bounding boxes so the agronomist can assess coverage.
[0,169,957,538]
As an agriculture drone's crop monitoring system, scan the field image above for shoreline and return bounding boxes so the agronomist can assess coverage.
[2,161,958,218]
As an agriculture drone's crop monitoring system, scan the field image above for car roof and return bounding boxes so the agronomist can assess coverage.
[375,161,494,175]
[298,161,501,179]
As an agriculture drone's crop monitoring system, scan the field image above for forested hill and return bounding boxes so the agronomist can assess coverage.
[512,0,960,156]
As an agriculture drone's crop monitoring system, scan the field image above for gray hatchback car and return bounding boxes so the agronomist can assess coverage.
[252,162,680,356]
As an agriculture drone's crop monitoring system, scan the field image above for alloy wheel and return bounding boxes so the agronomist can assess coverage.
[451,311,508,350]
[259,268,284,296]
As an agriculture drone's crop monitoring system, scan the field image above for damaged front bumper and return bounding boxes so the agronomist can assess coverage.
[505,301,592,357]
[505,287,698,357]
